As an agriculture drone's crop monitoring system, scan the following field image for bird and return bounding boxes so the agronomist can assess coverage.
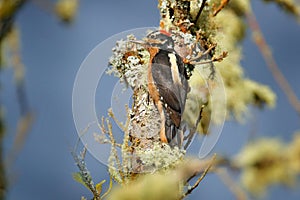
[145,30,189,147]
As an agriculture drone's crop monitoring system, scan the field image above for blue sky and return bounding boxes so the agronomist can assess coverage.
[1,0,300,199]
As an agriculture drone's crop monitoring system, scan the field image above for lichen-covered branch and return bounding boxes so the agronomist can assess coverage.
[246,6,300,116]
[74,0,300,199]
[0,0,27,43]
[0,1,80,199]
[263,0,300,17]
[234,132,300,197]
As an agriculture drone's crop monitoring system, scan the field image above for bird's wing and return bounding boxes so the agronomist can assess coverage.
[151,62,181,111]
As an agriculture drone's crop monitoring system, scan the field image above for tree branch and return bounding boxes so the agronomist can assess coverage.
[246,8,300,116]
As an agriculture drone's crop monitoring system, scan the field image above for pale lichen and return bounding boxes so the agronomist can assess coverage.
[132,142,185,173]
[202,1,276,120]
[157,0,276,122]
[108,35,149,89]
[235,138,295,196]
[107,171,183,200]
[55,0,78,23]
[286,131,300,174]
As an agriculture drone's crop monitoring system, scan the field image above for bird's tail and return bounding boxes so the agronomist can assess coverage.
[165,114,183,148]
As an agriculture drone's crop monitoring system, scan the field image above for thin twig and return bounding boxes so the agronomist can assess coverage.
[216,168,248,200]
[189,52,227,65]
[106,119,125,182]
[5,112,34,168]
[189,44,216,62]
[71,149,100,200]
[213,0,230,17]
[108,108,126,131]
[246,8,300,116]
[184,105,205,149]
[121,105,131,173]
[0,0,27,42]
[99,117,108,134]
[181,154,216,198]
[101,176,113,199]
[193,0,207,24]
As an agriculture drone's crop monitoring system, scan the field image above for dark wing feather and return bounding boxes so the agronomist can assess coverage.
[151,62,182,113]
[151,49,188,113]
[151,50,188,128]
[151,49,189,145]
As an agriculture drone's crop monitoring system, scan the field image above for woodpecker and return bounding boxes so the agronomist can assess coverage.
[145,30,189,147]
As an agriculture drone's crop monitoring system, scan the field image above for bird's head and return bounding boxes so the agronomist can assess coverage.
[145,30,174,50]
[130,30,174,51]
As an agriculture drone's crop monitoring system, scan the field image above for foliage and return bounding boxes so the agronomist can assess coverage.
[0,0,78,199]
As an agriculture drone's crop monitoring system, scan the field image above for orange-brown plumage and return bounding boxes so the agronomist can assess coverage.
[145,31,189,147]
[148,47,168,143]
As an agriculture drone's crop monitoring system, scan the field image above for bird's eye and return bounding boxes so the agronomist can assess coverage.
[149,34,156,39]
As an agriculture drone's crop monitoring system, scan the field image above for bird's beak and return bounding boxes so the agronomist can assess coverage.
[129,40,149,48]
